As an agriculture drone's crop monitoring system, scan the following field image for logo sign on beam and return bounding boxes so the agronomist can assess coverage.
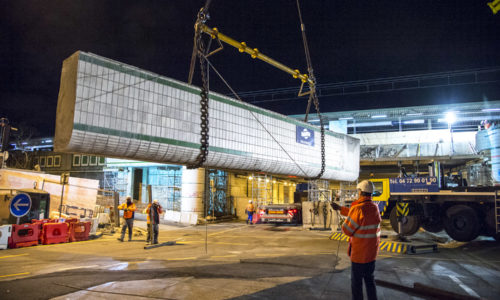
[9,193,32,218]
[296,126,314,146]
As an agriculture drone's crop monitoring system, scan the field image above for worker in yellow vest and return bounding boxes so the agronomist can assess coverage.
[117,196,136,242]
[245,200,255,225]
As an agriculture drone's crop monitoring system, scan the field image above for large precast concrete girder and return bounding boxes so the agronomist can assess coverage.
[54,51,360,181]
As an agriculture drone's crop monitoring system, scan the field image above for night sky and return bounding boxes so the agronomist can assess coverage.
[1,1,499,137]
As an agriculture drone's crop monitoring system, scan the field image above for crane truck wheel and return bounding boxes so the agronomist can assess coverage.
[389,206,420,236]
[422,218,444,233]
[443,205,480,242]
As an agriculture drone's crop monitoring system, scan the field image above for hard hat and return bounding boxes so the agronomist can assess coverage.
[153,199,159,204]
[249,200,252,203]
[126,196,132,200]
[356,180,374,194]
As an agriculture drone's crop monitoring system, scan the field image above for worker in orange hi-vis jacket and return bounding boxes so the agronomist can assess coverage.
[117,196,137,242]
[245,200,255,225]
[331,180,381,300]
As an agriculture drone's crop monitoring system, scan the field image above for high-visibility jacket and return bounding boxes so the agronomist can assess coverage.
[145,203,163,225]
[246,203,255,213]
[340,195,381,263]
[118,202,136,219]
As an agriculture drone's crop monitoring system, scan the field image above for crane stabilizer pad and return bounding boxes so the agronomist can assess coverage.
[329,233,438,254]
[144,241,177,250]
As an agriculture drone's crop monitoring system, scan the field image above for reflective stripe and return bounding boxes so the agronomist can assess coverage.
[359,224,380,230]
[346,217,359,229]
[342,223,355,233]
[353,231,381,238]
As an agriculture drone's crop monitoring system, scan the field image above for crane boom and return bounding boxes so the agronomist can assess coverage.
[198,24,315,91]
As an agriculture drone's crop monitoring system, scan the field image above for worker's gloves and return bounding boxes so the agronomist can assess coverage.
[330,202,341,211]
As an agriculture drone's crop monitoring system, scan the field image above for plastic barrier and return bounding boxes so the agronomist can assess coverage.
[65,218,78,224]
[0,225,12,250]
[8,223,40,248]
[89,218,99,235]
[69,221,91,242]
[42,223,69,245]
[32,219,59,241]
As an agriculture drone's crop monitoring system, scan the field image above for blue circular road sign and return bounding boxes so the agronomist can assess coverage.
[10,193,32,218]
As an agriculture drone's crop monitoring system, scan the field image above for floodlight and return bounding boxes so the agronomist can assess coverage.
[445,112,456,124]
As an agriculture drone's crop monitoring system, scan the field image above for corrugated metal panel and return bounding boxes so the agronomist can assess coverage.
[54,51,359,181]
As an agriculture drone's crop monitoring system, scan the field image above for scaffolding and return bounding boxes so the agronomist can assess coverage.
[103,170,128,196]
[206,169,232,218]
[308,180,331,202]
[251,173,273,207]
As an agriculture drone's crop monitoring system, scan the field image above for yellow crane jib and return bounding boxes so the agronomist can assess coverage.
[198,24,315,92]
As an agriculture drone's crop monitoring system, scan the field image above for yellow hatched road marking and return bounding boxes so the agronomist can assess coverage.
[0,272,30,278]
[0,253,29,259]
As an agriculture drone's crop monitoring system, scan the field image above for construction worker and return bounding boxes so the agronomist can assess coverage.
[245,200,255,224]
[117,196,136,242]
[145,199,163,244]
[331,180,381,300]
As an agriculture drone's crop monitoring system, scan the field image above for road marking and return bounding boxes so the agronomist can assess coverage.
[208,226,241,237]
[57,265,99,272]
[255,254,285,257]
[0,272,30,278]
[0,253,29,259]
[210,255,237,258]
[448,275,480,298]
[166,257,197,261]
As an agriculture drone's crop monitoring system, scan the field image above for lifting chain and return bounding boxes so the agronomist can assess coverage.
[311,93,325,180]
[297,0,325,179]
[188,7,211,169]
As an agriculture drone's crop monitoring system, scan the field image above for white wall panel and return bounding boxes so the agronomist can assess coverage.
[55,51,360,181]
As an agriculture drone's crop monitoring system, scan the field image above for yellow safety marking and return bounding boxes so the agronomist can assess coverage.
[330,233,412,254]
[255,253,285,257]
[0,253,29,259]
[166,257,197,261]
[210,255,237,258]
[0,272,30,278]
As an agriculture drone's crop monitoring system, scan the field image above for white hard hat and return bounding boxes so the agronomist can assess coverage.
[126,196,132,200]
[153,199,159,204]
[249,200,252,203]
[356,180,374,194]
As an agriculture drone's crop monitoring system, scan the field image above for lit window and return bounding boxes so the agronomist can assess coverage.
[46,156,53,167]
[73,155,81,166]
[54,155,61,167]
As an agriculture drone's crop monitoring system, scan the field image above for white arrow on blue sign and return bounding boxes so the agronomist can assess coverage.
[9,193,32,218]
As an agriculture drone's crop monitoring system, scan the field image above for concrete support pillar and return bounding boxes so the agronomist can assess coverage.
[181,167,205,218]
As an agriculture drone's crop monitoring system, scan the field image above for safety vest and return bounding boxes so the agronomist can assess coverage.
[246,203,255,213]
[340,195,381,263]
[146,203,163,224]
[118,202,136,219]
